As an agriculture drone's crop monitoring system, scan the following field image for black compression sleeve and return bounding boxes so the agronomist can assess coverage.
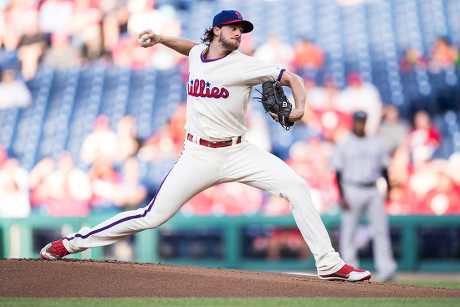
[336,171,344,198]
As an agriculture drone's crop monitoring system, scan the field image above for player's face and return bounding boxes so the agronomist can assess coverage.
[353,120,366,137]
[218,24,243,51]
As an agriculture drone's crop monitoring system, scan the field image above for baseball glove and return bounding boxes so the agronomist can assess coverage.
[255,80,293,130]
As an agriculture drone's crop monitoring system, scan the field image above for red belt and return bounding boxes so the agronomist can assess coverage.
[187,133,242,148]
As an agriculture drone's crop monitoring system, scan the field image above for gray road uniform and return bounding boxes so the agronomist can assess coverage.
[331,132,397,280]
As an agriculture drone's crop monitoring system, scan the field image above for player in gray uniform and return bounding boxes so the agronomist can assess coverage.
[331,111,397,281]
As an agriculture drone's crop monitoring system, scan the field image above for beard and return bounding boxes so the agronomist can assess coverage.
[218,35,240,51]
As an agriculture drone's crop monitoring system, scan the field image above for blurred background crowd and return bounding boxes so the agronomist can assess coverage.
[1,0,460,224]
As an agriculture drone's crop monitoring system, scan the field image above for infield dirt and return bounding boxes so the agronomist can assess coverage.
[1,259,459,298]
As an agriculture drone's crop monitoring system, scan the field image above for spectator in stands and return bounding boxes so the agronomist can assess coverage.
[29,156,55,213]
[387,146,410,199]
[212,183,264,216]
[292,37,324,78]
[429,36,458,73]
[262,194,291,216]
[385,185,410,215]
[168,102,188,155]
[407,110,441,161]
[266,227,310,261]
[137,122,180,163]
[378,104,410,154]
[307,77,353,143]
[406,147,440,213]
[111,33,157,69]
[258,194,311,261]
[88,158,122,213]
[180,186,217,216]
[0,7,7,49]
[101,0,130,52]
[80,115,118,165]
[17,9,49,80]
[0,145,7,168]
[151,43,184,71]
[303,77,324,111]
[114,156,148,210]
[66,0,103,49]
[238,31,255,56]
[41,31,81,70]
[38,0,74,34]
[1,0,37,53]
[111,36,142,67]
[246,103,272,152]
[136,120,180,195]
[41,152,92,217]
[1,5,15,58]
[424,166,460,215]
[127,1,182,70]
[114,114,141,165]
[337,72,383,135]
[285,140,339,215]
[126,0,164,37]
[399,46,428,73]
[447,152,460,192]
[0,157,30,218]
[80,24,106,64]
[254,33,294,71]
[0,67,32,109]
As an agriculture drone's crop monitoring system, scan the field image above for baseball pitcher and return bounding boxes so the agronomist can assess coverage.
[41,10,371,282]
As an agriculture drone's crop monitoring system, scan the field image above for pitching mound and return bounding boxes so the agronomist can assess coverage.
[1,259,459,298]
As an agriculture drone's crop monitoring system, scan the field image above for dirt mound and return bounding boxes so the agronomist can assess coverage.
[1,259,459,298]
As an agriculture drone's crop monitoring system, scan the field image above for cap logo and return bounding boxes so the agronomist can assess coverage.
[235,11,242,19]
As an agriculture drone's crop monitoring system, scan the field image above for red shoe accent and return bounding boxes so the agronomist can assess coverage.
[40,240,69,259]
[319,264,371,281]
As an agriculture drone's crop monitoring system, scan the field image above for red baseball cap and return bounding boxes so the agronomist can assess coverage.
[212,10,253,33]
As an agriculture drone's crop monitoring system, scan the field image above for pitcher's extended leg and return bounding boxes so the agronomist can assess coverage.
[63,143,220,253]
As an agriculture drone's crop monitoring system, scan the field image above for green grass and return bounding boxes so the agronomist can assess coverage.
[2,281,459,307]
[392,280,460,289]
[1,297,460,307]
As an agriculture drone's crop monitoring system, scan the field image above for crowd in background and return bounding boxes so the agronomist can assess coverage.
[0,0,187,78]
[1,0,460,220]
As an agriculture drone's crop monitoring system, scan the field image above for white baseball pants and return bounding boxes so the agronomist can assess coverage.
[62,140,345,274]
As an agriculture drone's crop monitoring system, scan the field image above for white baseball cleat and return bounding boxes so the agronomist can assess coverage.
[319,264,371,281]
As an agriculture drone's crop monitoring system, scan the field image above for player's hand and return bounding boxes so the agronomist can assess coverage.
[268,111,278,122]
[288,107,304,123]
[269,108,303,124]
[138,29,161,48]
[340,199,350,211]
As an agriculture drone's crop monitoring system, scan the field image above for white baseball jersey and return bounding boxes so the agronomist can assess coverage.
[185,44,284,141]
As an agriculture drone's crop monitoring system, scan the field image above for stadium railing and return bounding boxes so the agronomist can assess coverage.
[1,214,459,272]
